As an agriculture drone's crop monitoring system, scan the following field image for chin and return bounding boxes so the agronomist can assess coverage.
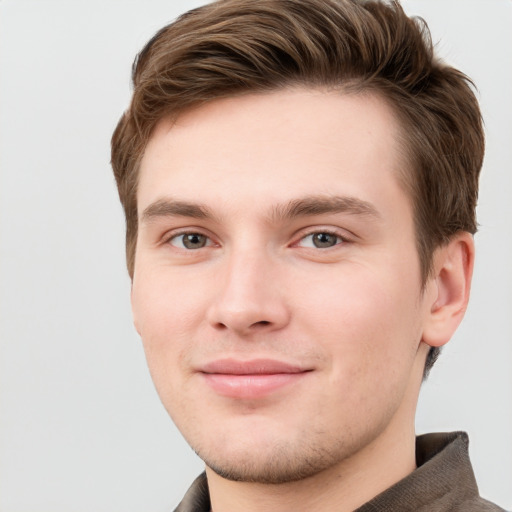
[192,428,362,485]
[202,447,337,484]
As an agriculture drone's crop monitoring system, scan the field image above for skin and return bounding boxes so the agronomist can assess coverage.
[131,89,473,512]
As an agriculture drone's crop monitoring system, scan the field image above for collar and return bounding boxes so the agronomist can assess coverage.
[355,431,480,511]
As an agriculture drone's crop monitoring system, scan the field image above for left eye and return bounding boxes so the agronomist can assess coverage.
[298,232,343,249]
[169,233,211,250]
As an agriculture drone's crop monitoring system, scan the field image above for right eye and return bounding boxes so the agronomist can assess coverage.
[169,233,211,250]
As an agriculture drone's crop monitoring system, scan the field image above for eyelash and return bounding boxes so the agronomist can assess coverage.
[294,229,348,249]
[165,230,215,250]
[164,228,350,251]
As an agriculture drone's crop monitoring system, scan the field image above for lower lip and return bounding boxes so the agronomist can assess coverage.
[201,372,307,399]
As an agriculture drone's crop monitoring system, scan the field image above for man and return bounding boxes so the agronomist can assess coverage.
[111,0,505,510]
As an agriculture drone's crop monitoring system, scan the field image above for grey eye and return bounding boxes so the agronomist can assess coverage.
[297,232,342,249]
[171,233,209,249]
[311,232,339,248]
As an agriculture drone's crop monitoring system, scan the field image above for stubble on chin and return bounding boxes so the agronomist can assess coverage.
[192,428,366,485]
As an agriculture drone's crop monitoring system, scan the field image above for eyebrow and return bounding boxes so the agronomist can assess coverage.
[270,195,381,222]
[141,199,215,223]
[140,195,381,224]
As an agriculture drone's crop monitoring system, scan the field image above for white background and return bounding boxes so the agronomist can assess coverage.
[0,1,510,510]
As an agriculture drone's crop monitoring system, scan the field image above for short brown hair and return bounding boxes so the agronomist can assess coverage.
[111,0,484,376]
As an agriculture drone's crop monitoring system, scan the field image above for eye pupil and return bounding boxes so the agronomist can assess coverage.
[313,233,337,248]
[183,233,207,249]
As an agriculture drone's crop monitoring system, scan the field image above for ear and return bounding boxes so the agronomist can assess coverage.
[421,232,475,348]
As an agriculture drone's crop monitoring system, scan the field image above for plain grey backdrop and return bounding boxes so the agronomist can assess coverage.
[1,1,511,510]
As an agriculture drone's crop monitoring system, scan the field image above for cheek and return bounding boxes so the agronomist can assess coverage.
[133,262,207,334]
[131,268,208,389]
[295,263,422,389]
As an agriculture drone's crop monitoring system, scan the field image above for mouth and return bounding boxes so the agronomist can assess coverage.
[198,358,312,399]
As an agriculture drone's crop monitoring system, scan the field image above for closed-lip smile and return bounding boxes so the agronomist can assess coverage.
[199,358,312,399]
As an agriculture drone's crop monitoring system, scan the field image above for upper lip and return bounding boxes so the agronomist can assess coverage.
[200,358,309,375]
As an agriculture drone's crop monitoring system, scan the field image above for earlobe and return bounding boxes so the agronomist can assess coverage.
[421,232,475,348]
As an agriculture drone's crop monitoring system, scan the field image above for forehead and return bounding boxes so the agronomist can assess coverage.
[138,88,409,217]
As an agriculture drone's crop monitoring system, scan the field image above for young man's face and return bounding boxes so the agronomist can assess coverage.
[132,89,434,483]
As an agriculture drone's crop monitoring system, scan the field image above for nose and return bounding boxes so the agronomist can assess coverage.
[206,249,291,336]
